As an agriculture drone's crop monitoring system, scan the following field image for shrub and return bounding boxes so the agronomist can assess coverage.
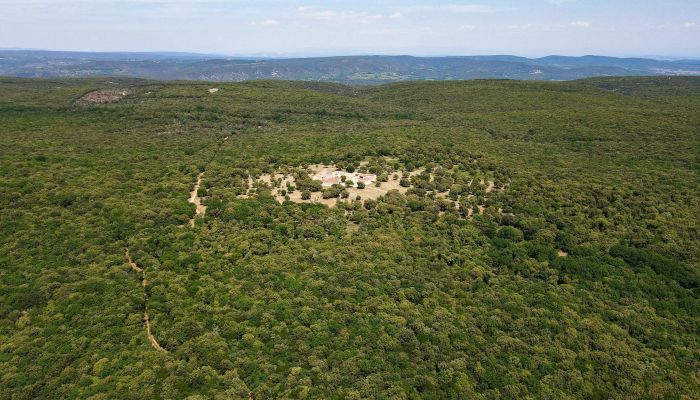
[364,199,377,210]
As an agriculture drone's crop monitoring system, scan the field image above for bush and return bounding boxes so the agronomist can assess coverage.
[55,193,76,207]
[364,199,377,210]
[498,226,524,242]
[407,199,423,212]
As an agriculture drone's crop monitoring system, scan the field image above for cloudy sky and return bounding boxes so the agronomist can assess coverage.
[1,0,698,57]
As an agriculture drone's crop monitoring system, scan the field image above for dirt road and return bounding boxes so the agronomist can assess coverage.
[125,247,167,352]
[188,172,206,227]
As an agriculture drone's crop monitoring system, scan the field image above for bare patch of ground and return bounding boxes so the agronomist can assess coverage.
[188,172,206,227]
[485,180,496,193]
[238,160,499,218]
[245,163,417,207]
[76,88,129,105]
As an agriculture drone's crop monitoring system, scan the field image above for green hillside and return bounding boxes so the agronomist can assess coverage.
[1,76,698,399]
[3,51,700,83]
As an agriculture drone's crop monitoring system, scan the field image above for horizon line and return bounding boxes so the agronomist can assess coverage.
[1,48,698,61]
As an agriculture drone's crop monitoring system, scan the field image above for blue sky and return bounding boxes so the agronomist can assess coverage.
[1,0,699,57]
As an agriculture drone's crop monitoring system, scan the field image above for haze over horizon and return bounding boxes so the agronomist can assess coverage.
[2,48,699,61]
[1,0,699,58]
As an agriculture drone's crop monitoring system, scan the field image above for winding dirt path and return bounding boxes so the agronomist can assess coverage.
[186,136,229,227]
[125,247,167,352]
[144,311,165,352]
[121,136,230,352]
[188,172,206,227]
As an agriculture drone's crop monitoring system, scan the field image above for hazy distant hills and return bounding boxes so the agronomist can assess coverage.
[1,50,698,83]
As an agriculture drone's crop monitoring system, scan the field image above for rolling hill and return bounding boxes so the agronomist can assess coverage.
[1,50,699,83]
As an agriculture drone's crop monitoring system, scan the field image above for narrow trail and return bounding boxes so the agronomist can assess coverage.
[122,135,230,353]
[125,247,167,352]
[186,136,228,227]
[144,312,165,352]
[188,172,206,227]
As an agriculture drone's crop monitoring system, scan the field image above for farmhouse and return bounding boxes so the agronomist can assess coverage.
[312,168,377,188]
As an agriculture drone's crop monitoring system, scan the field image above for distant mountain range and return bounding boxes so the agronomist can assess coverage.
[1,50,699,83]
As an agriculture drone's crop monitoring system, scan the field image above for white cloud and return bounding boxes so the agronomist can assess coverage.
[507,21,592,31]
[389,12,403,19]
[547,0,577,5]
[569,21,590,28]
[657,21,698,30]
[400,4,497,14]
[250,19,278,26]
[443,5,494,13]
[296,7,384,23]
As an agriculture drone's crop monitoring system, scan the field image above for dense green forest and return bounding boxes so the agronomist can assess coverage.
[0,76,698,399]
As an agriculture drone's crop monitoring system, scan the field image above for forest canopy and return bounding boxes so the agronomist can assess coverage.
[0,76,699,399]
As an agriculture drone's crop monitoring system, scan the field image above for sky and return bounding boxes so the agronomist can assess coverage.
[1,0,699,58]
